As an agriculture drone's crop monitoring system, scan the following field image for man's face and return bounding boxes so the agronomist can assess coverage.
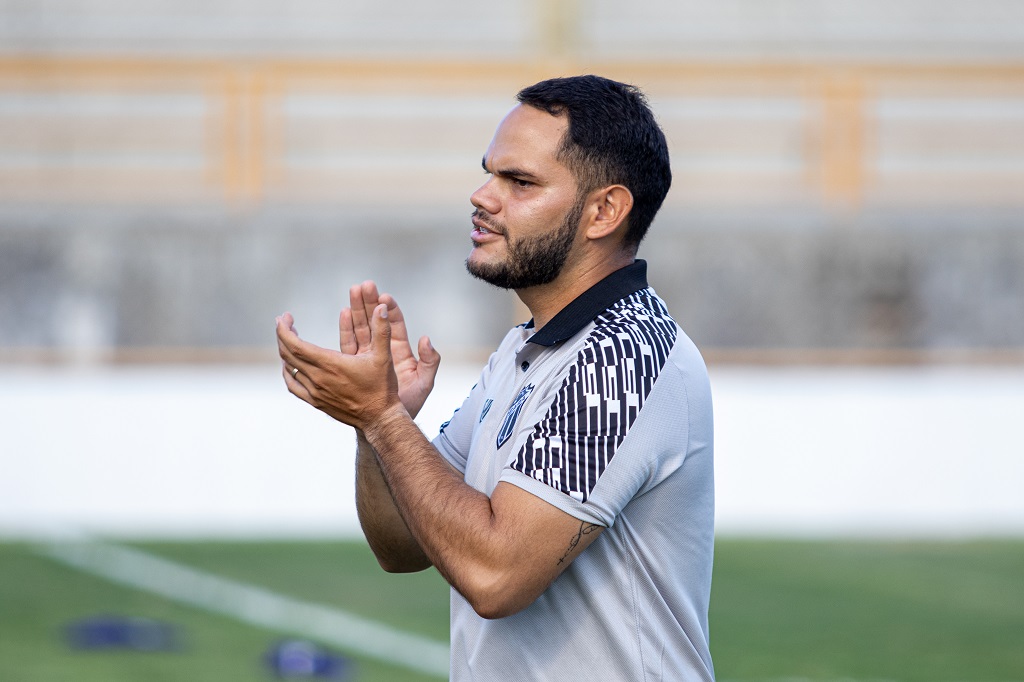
[466,104,584,290]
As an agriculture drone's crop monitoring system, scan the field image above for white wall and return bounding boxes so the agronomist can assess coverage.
[2,362,1021,539]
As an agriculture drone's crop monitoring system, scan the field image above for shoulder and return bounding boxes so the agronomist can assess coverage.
[576,287,679,377]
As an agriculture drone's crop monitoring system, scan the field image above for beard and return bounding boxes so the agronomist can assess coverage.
[465,195,586,290]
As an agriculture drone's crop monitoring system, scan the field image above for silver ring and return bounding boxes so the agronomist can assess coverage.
[291,367,300,378]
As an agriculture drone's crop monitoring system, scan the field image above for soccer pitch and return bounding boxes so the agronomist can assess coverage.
[2,539,1022,681]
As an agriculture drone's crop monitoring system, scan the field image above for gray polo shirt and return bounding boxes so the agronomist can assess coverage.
[433,260,715,681]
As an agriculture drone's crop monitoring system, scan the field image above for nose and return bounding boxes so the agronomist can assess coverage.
[470,176,500,215]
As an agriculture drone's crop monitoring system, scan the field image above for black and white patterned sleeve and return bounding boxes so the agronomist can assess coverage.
[510,291,678,502]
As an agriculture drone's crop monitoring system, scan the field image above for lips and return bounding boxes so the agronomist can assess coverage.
[471,212,503,236]
[471,211,504,244]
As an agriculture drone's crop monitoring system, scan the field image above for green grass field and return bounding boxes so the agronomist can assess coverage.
[1,538,1022,681]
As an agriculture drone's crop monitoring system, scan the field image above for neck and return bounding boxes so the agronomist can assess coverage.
[517,250,635,331]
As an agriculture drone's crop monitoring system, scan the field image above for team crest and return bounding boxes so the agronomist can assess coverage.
[496,384,534,449]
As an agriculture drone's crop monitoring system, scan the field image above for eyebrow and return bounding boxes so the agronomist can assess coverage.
[481,156,540,182]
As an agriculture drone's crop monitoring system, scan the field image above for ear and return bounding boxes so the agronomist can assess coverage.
[583,185,633,242]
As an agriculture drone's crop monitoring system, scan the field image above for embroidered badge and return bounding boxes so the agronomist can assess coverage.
[496,384,534,449]
[479,398,493,423]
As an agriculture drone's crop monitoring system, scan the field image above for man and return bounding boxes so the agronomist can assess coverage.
[277,75,715,680]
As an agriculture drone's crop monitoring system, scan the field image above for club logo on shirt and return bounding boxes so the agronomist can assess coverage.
[496,384,534,449]
[479,399,493,423]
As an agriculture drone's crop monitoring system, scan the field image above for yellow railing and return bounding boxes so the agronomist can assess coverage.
[2,57,1023,208]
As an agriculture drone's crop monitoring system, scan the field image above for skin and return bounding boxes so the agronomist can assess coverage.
[468,104,635,328]
[276,103,636,619]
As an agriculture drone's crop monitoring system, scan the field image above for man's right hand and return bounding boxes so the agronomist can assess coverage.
[340,280,440,419]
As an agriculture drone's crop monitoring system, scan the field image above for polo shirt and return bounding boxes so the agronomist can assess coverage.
[432,260,715,681]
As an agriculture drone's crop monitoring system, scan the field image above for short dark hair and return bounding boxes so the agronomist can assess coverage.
[516,75,672,250]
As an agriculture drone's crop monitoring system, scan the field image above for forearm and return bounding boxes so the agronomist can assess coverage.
[355,431,432,572]
[364,406,543,618]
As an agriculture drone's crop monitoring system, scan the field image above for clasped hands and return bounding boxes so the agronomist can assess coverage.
[276,281,441,431]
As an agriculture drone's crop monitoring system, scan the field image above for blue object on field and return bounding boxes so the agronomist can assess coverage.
[264,639,353,679]
[65,615,181,651]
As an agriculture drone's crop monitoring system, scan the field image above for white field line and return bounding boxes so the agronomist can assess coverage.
[38,539,449,679]
[34,541,1022,682]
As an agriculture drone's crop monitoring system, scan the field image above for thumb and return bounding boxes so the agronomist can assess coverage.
[371,303,392,355]
[417,336,441,377]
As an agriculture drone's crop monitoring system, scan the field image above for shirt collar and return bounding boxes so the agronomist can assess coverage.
[526,260,649,347]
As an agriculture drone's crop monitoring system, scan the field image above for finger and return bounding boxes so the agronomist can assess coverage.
[358,281,384,347]
[378,294,405,333]
[339,307,357,355]
[276,319,305,374]
[370,303,393,358]
[417,336,441,393]
[360,280,381,310]
[417,336,441,376]
[378,293,414,362]
[349,283,372,351]
[276,314,328,379]
[277,313,307,362]
[281,359,313,401]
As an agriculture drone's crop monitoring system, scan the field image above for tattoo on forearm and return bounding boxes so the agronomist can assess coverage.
[557,521,600,565]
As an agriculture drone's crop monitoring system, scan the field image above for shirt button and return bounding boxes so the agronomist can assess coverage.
[520,361,530,372]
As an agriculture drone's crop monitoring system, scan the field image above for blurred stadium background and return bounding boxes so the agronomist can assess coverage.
[1,1,1023,680]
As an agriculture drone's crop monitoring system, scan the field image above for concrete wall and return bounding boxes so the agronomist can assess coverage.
[648,210,1024,354]
[3,206,1021,361]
